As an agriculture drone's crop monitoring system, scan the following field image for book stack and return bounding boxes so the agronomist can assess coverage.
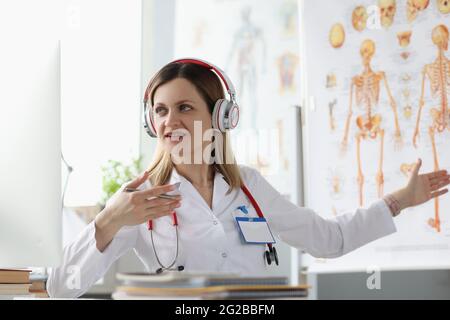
[112,272,308,300]
[0,269,32,299]
[0,269,48,299]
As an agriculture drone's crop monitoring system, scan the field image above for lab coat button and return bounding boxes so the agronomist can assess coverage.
[213,220,218,225]
[221,252,227,258]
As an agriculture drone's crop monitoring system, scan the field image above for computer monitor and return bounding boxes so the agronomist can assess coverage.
[0,28,62,266]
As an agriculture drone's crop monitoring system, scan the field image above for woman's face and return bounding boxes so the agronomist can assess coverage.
[152,78,214,159]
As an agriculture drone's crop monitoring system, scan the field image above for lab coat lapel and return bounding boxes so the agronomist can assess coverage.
[212,169,236,214]
[169,167,187,198]
[169,167,182,185]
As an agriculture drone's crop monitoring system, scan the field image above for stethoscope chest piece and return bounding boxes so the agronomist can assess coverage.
[265,245,279,266]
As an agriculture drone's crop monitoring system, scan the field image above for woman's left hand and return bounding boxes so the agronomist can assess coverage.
[393,159,450,210]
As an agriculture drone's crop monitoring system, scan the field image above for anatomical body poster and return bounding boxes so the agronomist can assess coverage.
[302,0,450,272]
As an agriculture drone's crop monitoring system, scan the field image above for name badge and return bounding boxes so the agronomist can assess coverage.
[235,217,276,244]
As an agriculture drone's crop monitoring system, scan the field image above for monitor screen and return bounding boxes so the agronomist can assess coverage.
[0,1,62,268]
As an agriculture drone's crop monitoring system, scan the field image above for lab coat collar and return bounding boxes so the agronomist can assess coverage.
[169,166,231,212]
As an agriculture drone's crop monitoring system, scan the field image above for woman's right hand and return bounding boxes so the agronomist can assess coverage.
[94,171,181,252]
[104,170,182,228]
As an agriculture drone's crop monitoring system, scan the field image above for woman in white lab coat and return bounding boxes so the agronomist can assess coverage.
[47,58,450,298]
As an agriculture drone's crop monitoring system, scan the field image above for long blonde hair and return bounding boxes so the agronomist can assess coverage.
[144,61,243,194]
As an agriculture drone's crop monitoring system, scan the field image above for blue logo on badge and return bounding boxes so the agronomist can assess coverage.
[237,205,249,214]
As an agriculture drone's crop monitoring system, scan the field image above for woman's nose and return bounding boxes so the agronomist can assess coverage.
[164,109,180,127]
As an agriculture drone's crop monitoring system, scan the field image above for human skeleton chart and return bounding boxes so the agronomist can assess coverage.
[413,24,450,232]
[341,39,402,206]
[303,0,450,272]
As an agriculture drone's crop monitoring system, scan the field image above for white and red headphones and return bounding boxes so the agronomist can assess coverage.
[142,58,240,138]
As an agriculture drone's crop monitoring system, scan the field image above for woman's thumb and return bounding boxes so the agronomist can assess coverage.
[412,158,422,177]
[126,170,150,189]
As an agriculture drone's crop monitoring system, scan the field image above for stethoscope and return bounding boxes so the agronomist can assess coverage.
[148,183,279,274]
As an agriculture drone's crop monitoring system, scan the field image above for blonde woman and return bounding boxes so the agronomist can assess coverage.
[47,58,450,298]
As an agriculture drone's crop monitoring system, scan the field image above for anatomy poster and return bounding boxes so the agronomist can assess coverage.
[302,0,450,272]
[174,0,301,199]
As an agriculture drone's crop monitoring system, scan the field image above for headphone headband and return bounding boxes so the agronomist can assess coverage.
[170,58,236,99]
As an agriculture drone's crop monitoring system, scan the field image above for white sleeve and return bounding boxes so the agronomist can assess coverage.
[46,221,138,298]
[47,180,151,298]
[249,168,397,258]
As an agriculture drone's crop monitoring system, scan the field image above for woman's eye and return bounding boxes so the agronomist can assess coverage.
[180,104,192,112]
[154,106,167,115]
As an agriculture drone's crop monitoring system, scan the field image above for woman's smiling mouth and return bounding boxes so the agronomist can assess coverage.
[164,131,186,142]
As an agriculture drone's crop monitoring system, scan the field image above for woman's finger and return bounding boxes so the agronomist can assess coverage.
[431,179,450,191]
[430,188,448,199]
[430,175,450,187]
[145,198,180,210]
[145,202,181,214]
[427,175,447,188]
[426,170,448,181]
[412,158,422,177]
[135,184,177,199]
[125,170,150,189]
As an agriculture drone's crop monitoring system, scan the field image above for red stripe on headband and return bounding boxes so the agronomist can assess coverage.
[172,58,230,92]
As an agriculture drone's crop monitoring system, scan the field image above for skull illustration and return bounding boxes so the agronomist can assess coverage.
[360,39,376,65]
[414,0,430,9]
[379,0,397,28]
[437,0,450,14]
[352,6,368,32]
[432,24,449,51]
[407,0,429,22]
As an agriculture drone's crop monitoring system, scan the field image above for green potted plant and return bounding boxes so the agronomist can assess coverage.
[99,156,143,208]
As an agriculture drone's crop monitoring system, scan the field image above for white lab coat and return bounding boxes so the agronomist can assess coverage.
[47,165,397,298]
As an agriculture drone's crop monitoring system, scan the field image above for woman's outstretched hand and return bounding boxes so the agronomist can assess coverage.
[390,159,450,211]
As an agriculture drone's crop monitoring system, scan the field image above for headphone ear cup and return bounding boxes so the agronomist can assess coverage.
[142,104,157,138]
[212,99,227,132]
[228,104,239,129]
[212,99,239,132]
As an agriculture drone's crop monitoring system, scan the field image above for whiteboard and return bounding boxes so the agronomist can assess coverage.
[301,0,450,272]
